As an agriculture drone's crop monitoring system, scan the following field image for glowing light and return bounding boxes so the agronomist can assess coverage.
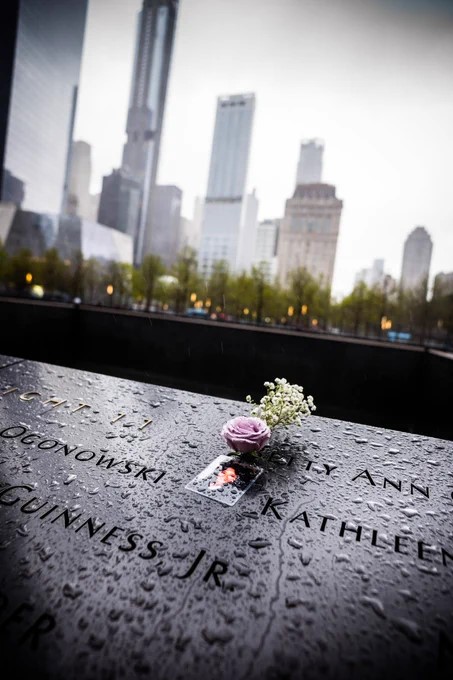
[106,284,114,295]
[287,306,294,317]
[205,298,211,308]
[301,304,308,315]
[25,272,33,284]
[311,318,318,327]
[31,285,44,298]
[243,307,249,315]
[190,292,197,302]
[381,316,392,330]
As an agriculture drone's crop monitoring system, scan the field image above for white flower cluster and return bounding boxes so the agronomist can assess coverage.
[246,378,316,429]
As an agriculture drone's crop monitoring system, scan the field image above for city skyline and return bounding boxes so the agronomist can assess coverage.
[74,0,453,296]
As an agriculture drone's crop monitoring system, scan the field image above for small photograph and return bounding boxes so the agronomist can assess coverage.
[185,455,263,506]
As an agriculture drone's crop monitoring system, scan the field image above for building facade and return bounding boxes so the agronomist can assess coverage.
[1,0,87,216]
[295,139,324,185]
[400,226,433,291]
[434,271,453,297]
[147,184,182,266]
[277,183,343,288]
[67,140,92,218]
[199,93,256,277]
[98,169,141,237]
[121,0,179,264]
[253,219,279,281]
[2,169,25,207]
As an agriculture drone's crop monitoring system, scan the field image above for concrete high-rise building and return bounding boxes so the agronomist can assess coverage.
[1,0,87,216]
[121,0,179,264]
[68,141,92,218]
[98,169,141,237]
[295,139,324,186]
[254,219,279,281]
[179,197,204,251]
[199,93,256,276]
[434,272,453,297]
[147,184,182,266]
[400,226,433,291]
[355,258,385,288]
[277,183,343,288]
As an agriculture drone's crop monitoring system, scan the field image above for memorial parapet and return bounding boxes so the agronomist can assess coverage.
[0,356,452,679]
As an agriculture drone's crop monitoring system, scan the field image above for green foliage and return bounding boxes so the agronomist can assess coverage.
[7,248,36,291]
[0,240,452,345]
[207,260,230,312]
[138,254,165,310]
[84,258,101,304]
[171,247,200,312]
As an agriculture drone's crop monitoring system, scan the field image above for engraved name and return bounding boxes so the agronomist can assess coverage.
[0,425,166,484]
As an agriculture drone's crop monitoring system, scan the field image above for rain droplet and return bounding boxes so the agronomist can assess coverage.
[360,596,385,618]
[248,539,272,549]
[64,474,77,485]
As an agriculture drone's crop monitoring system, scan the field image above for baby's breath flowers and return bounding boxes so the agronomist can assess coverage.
[246,378,316,429]
[221,378,315,457]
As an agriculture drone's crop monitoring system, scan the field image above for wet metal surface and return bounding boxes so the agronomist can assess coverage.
[0,356,452,679]
[0,354,23,369]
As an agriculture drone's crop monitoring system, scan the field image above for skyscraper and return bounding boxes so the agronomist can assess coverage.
[199,93,256,276]
[147,184,182,266]
[254,219,280,281]
[121,0,179,264]
[98,169,141,237]
[1,0,87,215]
[68,141,92,218]
[277,184,343,288]
[295,139,324,185]
[400,226,433,291]
[278,140,342,288]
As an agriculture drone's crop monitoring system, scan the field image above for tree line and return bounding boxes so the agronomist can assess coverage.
[0,243,452,346]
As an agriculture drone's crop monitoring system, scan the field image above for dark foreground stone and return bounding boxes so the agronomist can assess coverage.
[0,356,452,679]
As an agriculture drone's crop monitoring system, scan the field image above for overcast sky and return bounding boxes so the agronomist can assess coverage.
[74,0,453,296]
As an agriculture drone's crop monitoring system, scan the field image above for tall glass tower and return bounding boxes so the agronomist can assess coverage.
[206,93,255,201]
[1,0,87,215]
[121,0,179,264]
[199,93,256,276]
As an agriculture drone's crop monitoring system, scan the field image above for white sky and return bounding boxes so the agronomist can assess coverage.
[74,0,453,297]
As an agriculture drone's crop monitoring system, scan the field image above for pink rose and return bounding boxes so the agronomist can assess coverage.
[221,416,271,453]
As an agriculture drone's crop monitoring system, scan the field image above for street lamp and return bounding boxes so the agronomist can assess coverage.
[190,292,197,303]
[25,272,33,284]
[106,284,114,296]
